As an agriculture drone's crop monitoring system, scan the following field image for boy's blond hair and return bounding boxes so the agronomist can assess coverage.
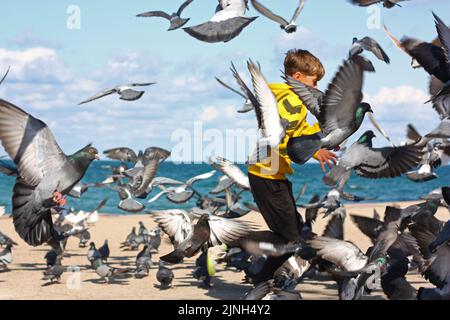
[284,49,325,80]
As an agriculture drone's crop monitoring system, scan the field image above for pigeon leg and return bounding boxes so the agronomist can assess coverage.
[53,192,67,206]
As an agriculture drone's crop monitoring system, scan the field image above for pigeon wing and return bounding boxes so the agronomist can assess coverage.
[320,57,364,136]
[354,144,424,179]
[79,88,116,105]
[136,11,171,20]
[0,99,67,186]
[251,0,289,27]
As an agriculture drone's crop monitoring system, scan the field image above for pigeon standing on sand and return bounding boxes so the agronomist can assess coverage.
[87,242,102,268]
[135,245,152,279]
[183,0,257,43]
[137,0,194,31]
[148,228,162,253]
[251,0,306,33]
[0,99,99,248]
[156,261,174,289]
[93,258,131,284]
[121,227,137,248]
[42,256,65,284]
[98,240,110,262]
[79,83,156,105]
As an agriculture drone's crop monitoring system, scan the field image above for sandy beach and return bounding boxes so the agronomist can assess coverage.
[0,201,446,300]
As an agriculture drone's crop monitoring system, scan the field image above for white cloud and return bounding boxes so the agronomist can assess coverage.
[0,47,71,83]
[198,105,220,122]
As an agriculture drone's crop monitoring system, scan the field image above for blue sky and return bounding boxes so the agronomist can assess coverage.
[0,0,449,162]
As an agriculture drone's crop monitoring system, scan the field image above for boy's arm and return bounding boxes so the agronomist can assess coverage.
[280,93,337,170]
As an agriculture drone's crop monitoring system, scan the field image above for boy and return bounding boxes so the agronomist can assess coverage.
[247,49,337,283]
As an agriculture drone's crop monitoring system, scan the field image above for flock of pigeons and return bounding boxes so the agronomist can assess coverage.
[0,0,450,300]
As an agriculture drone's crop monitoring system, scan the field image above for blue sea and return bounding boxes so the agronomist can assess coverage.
[0,161,449,215]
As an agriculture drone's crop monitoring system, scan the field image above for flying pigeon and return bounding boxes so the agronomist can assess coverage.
[79,83,156,105]
[285,56,373,163]
[251,0,306,33]
[323,131,424,187]
[0,99,99,247]
[349,36,390,64]
[350,0,408,8]
[136,0,194,31]
[183,0,257,43]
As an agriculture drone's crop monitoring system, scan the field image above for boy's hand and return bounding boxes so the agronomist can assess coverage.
[315,149,338,172]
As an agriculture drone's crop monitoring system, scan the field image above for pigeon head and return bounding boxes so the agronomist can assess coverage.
[89,242,96,249]
[361,102,373,113]
[358,131,376,146]
[71,144,99,167]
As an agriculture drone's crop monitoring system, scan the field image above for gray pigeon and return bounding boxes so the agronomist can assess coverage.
[42,256,64,284]
[429,76,450,120]
[0,243,13,270]
[425,117,450,139]
[79,83,156,105]
[98,240,110,262]
[156,261,174,289]
[429,220,450,253]
[285,56,373,163]
[323,131,424,187]
[349,36,390,64]
[135,245,152,279]
[121,226,137,248]
[350,0,407,8]
[126,147,171,198]
[103,147,138,164]
[251,0,306,33]
[183,0,257,43]
[148,228,162,253]
[137,0,194,31]
[215,77,253,113]
[87,242,102,268]
[0,99,99,247]
[0,231,18,247]
[93,258,131,284]
[409,221,450,300]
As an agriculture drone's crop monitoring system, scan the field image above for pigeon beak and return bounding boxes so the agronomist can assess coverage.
[95,154,100,160]
[369,108,374,113]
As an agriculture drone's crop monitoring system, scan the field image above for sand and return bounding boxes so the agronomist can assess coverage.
[0,201,446,300]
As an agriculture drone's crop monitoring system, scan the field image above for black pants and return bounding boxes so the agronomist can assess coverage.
[248,173,303,283]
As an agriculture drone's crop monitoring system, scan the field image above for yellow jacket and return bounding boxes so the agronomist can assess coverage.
[248,83,321,180]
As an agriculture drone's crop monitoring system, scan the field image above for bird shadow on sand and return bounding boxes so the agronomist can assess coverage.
[174,275,251,300]
[83,277,131,285]
[41,281,64,287]
[12,263,47,271]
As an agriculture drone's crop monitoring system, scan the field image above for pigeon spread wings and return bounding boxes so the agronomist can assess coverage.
[151,209,192,246]
[0,99,67,186]
[207,215,256,247]
[320,57,364,136]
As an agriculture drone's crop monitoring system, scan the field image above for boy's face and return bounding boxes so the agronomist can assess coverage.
[291,71,319,88]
